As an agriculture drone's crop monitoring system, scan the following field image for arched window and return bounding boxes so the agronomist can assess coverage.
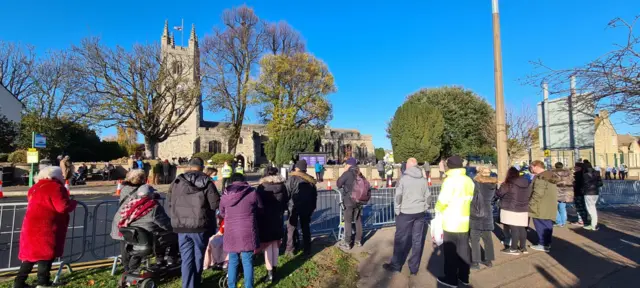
[239,137,244,144]
[172,61,183,75]
[324,143,334,159]
[208,140,222,154]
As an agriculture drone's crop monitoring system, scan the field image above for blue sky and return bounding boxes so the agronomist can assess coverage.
[2,0,638,149]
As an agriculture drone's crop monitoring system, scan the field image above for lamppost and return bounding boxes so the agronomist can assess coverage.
[492,0,508,180]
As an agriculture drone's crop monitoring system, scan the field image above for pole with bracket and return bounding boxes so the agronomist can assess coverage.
[29,131,35,187]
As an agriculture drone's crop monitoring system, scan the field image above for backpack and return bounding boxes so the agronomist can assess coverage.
[351,173,371,204]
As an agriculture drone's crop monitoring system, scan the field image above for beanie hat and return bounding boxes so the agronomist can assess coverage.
[446,156,464,169]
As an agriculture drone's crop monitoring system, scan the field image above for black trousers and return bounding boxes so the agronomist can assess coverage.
[470,229,494,263]
[389,212,427,274]
[503,224,527,250]
[14,259,54,288]
[605,172,611,180]
[286,207,313,254]
[343,205,363,244]
[442,231,471,284]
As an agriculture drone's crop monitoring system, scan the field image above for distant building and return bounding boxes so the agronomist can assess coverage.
[0,83,22,123]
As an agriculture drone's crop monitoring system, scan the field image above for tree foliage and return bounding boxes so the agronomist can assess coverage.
[528,16,640,124]
[0,112,18,153]
[374,148,386,161]
[211,153,235,164]
[265,139,278,162]
[403,86,495,158]
[255,53,335,138]
[388,102,444,163]
[0,41,35,101]
[274,129,320,165]
[74,38,200,158]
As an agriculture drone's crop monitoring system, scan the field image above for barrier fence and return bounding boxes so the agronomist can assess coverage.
[0,180,638,282]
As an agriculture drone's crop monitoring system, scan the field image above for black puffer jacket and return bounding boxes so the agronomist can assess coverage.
[336,166,359,207]
[496,176,531,213]
[470,175,498,231]
[582,167,603,196]
[285,171,318,213]
[256,175,289,243]
[168,170,220,233]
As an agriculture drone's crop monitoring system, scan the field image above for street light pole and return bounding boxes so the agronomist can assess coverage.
[492,0,508,180]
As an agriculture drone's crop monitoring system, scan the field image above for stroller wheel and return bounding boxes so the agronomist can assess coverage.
[139,278,157,288]
[218,274,229,288]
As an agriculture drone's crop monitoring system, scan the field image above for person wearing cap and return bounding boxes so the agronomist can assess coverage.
[435,155,475,288]
[167,157,220,288]
[337,157,365,250]
[284,159,318,256]
[221,161,233,190]
[382,158,430,279]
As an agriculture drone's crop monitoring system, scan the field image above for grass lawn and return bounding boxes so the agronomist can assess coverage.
[0,246,358,288]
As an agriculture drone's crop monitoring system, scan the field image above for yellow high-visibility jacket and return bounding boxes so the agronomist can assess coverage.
[434,168,475,233]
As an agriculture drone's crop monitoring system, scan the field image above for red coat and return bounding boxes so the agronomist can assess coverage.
[19,179,78,262]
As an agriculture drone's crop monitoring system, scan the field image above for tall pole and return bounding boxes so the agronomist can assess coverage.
[181,19,185,47]
[492,0,508,180]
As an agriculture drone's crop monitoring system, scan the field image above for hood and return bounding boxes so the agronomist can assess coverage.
[474,175,498,184]
[223,182,255,207]
[536,170,559,184]
[259,175,285,185]
[176,171,212,194]
[290,171,317,185]
[404,166,424,178]
[445,168,467,177]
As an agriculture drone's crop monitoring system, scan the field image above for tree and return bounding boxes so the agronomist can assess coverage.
[388,102,444,163]
[374,148,386,161]
[74,37,200,158]
[264,21,306,56]
[274,129,320,165]
[0,41,35,101]
[255,53,335,138]
[528,16,640,124]
[201,6,265,154]
[0,112,18,153]
[404,86,495,158]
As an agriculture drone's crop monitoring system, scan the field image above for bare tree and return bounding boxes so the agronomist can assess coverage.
[484,105,537,163]
[74,37,200,158]
[201,5,265,154]
[0,41,36,101]
[264,21,305,55]
[528,16,640,124]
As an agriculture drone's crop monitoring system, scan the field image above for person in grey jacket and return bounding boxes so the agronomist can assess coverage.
[383,158,430,277]
[110,169,177,271]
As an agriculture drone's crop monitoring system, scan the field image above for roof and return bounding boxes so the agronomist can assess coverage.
[0,82,24,108]
[617,134,637,146]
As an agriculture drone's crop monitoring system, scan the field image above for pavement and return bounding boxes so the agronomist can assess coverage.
[348,206,640,288]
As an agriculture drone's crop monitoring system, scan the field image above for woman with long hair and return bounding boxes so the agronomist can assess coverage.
[495,167,532,255]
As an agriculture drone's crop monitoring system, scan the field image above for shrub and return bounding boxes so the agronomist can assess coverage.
[192,152,215,162]
[0,153,8,162]
[211,153,235,165]
[8,150,27,163]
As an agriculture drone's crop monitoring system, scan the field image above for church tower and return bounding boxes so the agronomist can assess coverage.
[156,20,203,159]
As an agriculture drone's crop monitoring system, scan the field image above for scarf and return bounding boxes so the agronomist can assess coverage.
[117,196,157,234]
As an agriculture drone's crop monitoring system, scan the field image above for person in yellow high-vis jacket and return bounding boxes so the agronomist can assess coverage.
[221,161,233,190]
[434,156,475,288]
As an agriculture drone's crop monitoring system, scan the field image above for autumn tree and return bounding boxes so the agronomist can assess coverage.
[0,41,35,101]
[255,53,335,139]
[74,37,200,158]
[388,101,444,163]
[528,16,640,123]
[484,105,538,163]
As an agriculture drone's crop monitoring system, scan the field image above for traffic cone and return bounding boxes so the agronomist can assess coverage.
[65,180,70,196]
[115,180,122,196]
[0,180,4,199]
[327,181,331,190]
[374,180,378,189]
[428,177,432,187]
[387,178,392,188]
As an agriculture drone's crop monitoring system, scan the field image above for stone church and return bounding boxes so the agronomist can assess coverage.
[155,21,375,169]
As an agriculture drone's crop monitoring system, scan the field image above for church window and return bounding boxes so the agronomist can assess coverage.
[239,137,244,144]
[172,61,183,75]
[208,140,222,154]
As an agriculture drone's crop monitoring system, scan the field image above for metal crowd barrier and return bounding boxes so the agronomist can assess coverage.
[0,201,89,284]
[597,180,640,207]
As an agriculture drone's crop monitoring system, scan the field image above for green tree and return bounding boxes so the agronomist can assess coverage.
[0,112,18,153]
[404,86,495,158]
[274,129,320,165]
[265,139,278,162]
[374,148,385,161]
[388,102,444,163]
[211,153,235,164]
[255,53,335,138]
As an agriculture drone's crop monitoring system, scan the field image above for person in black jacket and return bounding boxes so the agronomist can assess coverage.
[256,167,289,283]
[284,160,318,256]
[572,162,587,226]
[167,157,220,288]
[470,167,498,269]
[581,160,603,231]
[495,167,532,255]
[336,157,363,250]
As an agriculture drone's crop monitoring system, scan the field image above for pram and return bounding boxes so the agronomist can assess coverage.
[71,167,88,185]
[204,219,229,288]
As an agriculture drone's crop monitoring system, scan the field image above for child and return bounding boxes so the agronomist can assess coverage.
[204,218,227,270]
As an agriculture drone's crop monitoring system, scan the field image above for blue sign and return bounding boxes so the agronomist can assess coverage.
[34,134,47,148]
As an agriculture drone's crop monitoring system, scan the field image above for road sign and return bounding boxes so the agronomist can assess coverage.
[544,150,551,157]
[27,149,39,164]
[34,134,47,148]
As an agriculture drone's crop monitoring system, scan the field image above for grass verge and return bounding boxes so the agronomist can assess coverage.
[0,246,358,288]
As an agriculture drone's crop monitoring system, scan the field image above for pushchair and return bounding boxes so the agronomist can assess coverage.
[118,227,181,288]
[204,219,229,288]
[71,167,88,185]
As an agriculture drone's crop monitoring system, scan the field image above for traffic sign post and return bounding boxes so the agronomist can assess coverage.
[28,132,46,187]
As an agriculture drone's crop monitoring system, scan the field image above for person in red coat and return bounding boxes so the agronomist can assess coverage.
[14,166,78,288]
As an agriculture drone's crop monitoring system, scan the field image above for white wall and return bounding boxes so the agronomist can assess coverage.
[0,85,22,123]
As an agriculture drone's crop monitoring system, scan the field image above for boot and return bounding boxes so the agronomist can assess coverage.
[269,267,277,283]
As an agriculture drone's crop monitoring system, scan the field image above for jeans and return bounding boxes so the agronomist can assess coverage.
[228,251,254,288]
[585,195,599,227]
[470,229,494,263]
[389,212,427,274]
[14,260,54,288]
[343,205,363,245]
[532,218,553,247]
[442,231,471,284]
[179,232,209,288]
[556,202,567,226]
